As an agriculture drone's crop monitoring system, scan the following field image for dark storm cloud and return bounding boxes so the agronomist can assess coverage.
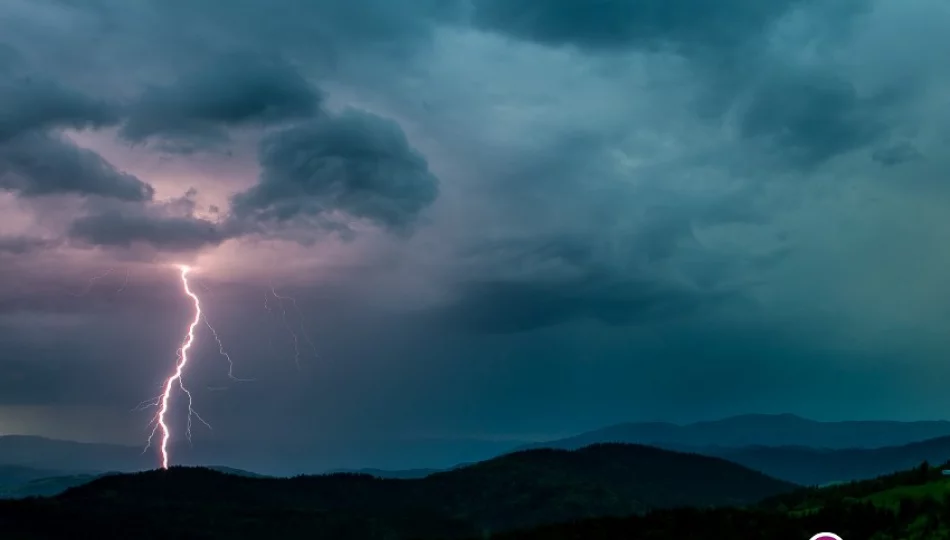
[67,190,229,252]
[3,0,950,463]
[430,233,738,334]
[472,0,888,167]
[120,54,322,150]
[0,54,145,202]
[736,67,898,167]
[0,236,61,255]
[68,210,226,252]
[0,133,154,201]
[0,75,119,141]
[159,0,462,51]
[231,109,440,235]
[38,0,465,82]
[470,0,806,53]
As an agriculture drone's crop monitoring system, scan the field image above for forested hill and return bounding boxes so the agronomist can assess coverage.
[0,443,795,539]
[486,462,950,540]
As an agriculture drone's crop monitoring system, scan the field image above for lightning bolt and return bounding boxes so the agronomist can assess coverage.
[267,285,320,369]
[142,265,209,469]
[70,267,114,297]
[282,293,320,361]
[136,265,253,468]
[116,268,130,293]
[204,315,254,382]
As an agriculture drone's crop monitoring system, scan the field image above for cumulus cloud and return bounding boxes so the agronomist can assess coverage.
[68,211,225,252]
[120,53,322,150]
[231,108,440,235]
[68,191,229,252]
[0,133,154,201]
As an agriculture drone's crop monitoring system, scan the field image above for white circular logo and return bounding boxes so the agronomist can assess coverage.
[809,534,843,540]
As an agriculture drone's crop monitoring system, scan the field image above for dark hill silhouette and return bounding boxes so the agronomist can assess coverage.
[0,465,265,499]
[472,461,950,540]
[519,414,950,452]
[0,467,267,499]
[0,444,796,539]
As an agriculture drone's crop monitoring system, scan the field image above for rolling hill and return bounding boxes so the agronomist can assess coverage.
[0,465,267,499]
[326,432,950,487]
[0,443,796,539]
[486,461,950,540]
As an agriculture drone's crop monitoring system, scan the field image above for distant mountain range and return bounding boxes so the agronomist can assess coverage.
[710,436,950,486]
[0,444,796,539]
[0,434,521,476]
[514,414,950,486]
[518,413,950,451]
[0,435,152,472]
[6,413,950,492]
[332,415,950,486]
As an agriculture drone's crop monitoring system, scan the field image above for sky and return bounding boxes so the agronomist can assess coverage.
[2,0,950,472]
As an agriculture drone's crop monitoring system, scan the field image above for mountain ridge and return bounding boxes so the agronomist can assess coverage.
[516,413,950,452]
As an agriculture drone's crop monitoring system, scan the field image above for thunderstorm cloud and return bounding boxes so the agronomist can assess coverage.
[231,109,440,236]
[0,133,154,201]
[0,0,949,473]
[120,53,323,151]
